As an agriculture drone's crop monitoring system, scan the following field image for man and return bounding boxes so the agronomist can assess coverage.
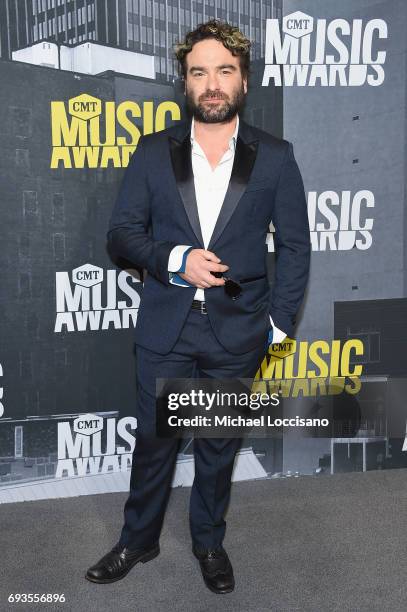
[86,20,310,594]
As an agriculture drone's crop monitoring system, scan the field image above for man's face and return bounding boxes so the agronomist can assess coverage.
[184,38,247,123]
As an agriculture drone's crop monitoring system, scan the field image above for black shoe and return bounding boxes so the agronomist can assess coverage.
[192,544,235,594]
[85,542,160,584]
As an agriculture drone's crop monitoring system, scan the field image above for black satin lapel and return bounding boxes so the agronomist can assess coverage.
[169,136,204,247]
[208,136,259,250]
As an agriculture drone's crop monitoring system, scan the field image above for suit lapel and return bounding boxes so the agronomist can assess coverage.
[169,125,204,247]
[168,118,259,250]
[208,131,258,250]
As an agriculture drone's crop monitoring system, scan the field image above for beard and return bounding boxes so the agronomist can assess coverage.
[185,82,246,123]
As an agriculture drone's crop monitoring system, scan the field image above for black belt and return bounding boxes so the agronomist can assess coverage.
[191,300,208,314]
[191,274,267,315]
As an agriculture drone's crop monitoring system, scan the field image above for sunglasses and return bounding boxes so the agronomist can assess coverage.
[211,271,242,300]
[211,271,267,301]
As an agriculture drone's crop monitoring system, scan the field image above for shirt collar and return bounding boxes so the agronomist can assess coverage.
[190,115,239,152]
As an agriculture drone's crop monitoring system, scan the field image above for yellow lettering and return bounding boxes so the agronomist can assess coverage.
[308,341,330,378]
[116,102,142,145]
[155,101,181,132]
[100,146,122,168]
[341,340,364,376]
[51,101,87,146]
[50,147,72,168]
[89,101,116,146]
[71,146,100,168]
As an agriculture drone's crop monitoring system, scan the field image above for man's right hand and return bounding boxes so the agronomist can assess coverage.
[178,249,229,289]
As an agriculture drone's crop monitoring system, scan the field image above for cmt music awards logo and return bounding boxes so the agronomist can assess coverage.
[254,337,365,397]
[50,93,181,169]
[267,190,374,252]
[56,413,137,477]
[54,263,142,333]
[263,12,387,86]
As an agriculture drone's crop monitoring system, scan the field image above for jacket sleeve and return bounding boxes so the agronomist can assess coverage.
[269,141,311,338]
[107,136,178,286]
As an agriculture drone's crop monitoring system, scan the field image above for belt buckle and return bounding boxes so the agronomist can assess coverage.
[200,301,207,315]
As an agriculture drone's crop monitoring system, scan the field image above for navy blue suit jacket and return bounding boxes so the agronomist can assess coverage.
[107,118,310,355]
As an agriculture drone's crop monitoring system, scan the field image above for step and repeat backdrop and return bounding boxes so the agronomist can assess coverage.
[0,0,406,503]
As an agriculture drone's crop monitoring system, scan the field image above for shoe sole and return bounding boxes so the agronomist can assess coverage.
[85,545,160,584]
[204,579,235,594]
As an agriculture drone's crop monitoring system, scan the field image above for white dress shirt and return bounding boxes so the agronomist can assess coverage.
[167,116,286,344]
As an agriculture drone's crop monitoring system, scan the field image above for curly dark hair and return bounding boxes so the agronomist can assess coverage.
[174,19,251,80]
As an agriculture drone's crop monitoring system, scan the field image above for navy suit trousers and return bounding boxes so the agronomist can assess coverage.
[118,307,268,551]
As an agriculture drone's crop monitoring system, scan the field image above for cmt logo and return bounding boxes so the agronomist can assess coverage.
[56,413,138,477]
[73,413,103,436]
[283,11,314,37]
[69,94,101,120]
[54,262,142,333]
[263,12,387,86]
[268,340,296,360]
[50,93,181,168]
[256,338,365,397]
[73,264,103,287]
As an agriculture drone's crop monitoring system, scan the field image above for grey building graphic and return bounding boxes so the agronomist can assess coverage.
[0,0,282,81]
